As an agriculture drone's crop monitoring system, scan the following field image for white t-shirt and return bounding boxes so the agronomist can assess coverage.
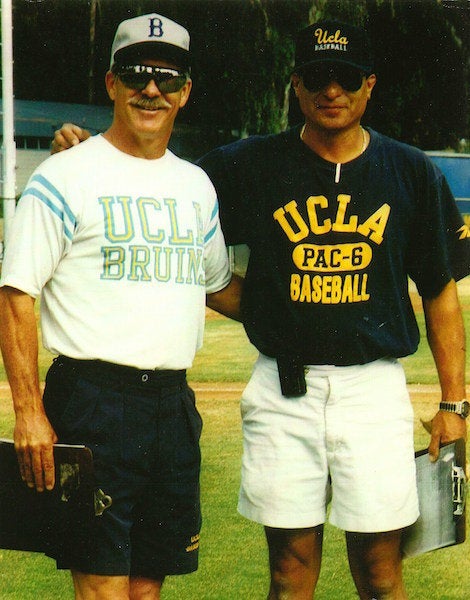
[1,135,232,369]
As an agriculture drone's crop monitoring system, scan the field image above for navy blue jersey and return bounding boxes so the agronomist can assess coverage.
[198,127,470,365]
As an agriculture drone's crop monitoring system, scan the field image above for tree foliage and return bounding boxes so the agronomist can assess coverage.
[8,0,470,150]
[366,0,469,149]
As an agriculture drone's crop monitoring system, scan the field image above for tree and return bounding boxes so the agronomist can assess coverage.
[366,0,469,149]
[12,0,91,104]
[8,0,469,150]
[188,0,308,138]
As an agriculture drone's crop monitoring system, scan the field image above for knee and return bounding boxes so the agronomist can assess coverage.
[271,550,309,582]
[365,556,403,597]
[269,562,311,600]
[347,530,406,599]
[129,577,163,600]
[267,527,323,598]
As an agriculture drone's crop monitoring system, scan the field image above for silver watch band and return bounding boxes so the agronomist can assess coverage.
[439,400,469,418]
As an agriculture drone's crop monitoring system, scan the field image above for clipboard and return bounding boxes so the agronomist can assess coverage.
[401,438,467,558]
[0,438,111,553]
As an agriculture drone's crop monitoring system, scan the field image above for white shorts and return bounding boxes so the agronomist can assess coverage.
[238,354,419,533]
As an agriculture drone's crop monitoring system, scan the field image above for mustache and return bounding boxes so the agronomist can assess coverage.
[130,98,171,110]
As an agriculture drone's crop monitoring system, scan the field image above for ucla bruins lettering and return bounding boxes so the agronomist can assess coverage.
[274,194,390,304]
[99,196,205,284]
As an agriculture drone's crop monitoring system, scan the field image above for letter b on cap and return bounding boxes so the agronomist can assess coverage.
[148,16,164,38]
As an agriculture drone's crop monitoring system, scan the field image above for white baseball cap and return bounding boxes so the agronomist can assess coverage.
[110,13,190,70]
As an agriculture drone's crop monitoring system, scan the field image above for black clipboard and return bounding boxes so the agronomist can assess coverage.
[402,438,467,558]
[0,438,104,553]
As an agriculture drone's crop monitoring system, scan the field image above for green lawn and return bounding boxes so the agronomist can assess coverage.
[0,283,469,598]
[1,390,469,599]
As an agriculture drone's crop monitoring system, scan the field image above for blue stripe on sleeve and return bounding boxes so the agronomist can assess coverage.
[205,223,218,244]
[24,174,75,241]
[204,199,220,243]
[210,201,219,221]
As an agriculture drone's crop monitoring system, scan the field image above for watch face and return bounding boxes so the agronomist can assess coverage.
[461,401,470,418]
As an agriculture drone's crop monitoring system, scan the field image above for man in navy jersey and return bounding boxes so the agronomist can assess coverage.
[53,19,469,600]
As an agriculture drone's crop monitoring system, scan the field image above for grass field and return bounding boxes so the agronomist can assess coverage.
[0,281,469,598]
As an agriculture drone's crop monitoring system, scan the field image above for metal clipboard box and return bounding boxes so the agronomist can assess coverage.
[402,438,467,558]
[0,439,111,553]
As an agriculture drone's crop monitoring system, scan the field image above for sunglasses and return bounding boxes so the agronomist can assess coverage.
[115,65,189,93]
[301,65,365,92]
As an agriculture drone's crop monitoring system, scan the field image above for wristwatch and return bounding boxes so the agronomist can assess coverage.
[439,400,470,419]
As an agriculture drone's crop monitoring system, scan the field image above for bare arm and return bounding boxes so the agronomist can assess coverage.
[206,274,244,322]
[423,279,467,460]
[51,123,91,154]
[0,287,57,491]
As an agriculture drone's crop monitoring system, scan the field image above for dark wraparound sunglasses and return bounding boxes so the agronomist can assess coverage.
[301,65,365,92]
[115,64,189,93]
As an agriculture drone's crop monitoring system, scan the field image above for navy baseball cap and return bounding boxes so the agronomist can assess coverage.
[293,20,373,74]
[110,13,190,70]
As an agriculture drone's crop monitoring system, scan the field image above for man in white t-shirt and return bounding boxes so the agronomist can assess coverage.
[0,13,241,600]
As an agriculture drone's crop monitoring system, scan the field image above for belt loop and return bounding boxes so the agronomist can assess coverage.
[56,356,186,387]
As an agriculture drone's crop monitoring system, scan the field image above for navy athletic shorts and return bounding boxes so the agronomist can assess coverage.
[42,355,202,579]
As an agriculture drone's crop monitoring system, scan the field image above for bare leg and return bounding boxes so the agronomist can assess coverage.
[346,529,407,600]
[130,576,164,600]
[72,572,130,600]
[72,572,163,600]
[265,525,324,599]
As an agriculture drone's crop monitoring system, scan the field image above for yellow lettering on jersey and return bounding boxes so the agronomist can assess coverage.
[101,246,125,280]
[153,247,172,282]
[293,242,372,271]
[187,248,205,285]
[299,272,312,302]
[291,273,301,301]
[273,200,310,242]
[101,245,205,286]
[356,203,391,244]
[99,196,134,243]
[332,195,358,232]
[274,196,390,244]
[175,247,186,283]
[341,274,353,302]
[306,195,331,234]
[330,276,342,303]
[354,273,369,300]
[316,275,342,304]
[165,198,194,245]
[311,275,322,303]
[137,197,164,243]
[127,246,152,281]
[290,273,369,304]
[321,276,333,303]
